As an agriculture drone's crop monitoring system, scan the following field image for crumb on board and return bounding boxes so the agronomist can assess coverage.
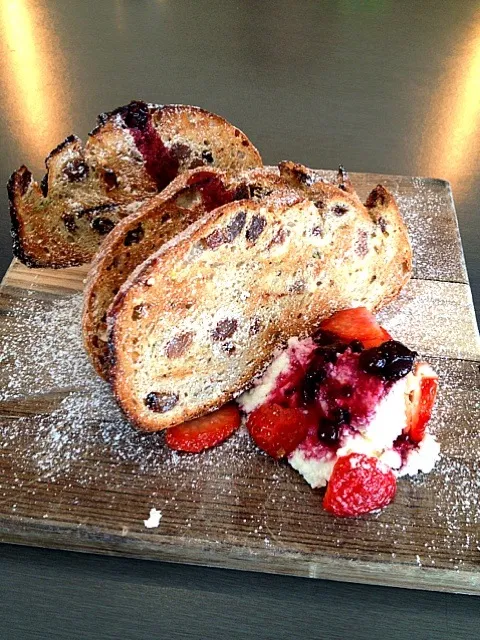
[144,508,162,529]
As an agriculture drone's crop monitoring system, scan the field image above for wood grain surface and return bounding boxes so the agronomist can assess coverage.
[0,172,479,595]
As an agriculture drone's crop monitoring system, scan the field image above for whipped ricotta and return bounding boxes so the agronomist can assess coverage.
[238,351,289,413]
[238,336,440,490]
[288,376,440,487]
[288,379,410,488]
[398,433,440,477]
[289,444,336,489]
[339,377,408,455]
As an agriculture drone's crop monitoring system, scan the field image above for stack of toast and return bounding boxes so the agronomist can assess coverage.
[7,101,412,433]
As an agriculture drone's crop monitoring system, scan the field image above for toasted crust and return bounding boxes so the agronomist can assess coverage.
[107,166,412,432]
[278,160,359,200]
[8,102,262,268]
[82,166,286,379]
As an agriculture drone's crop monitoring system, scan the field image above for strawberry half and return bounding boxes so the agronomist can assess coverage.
[405,363,438,443]
[247,403,311,459]
[319,307,391,349]
[165,403,241,453]
[323,453,397,517]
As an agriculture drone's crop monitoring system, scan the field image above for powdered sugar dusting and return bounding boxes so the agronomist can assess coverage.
[428,366,480,553]
[377,280,480,361]
[0,294,250,480]
[391,176,467,283]
[0,296,260,489]
[0,295,93,400]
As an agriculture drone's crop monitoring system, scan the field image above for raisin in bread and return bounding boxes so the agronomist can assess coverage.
[107,172,412,431]
[83,165,286,379]
[8,101,262,268]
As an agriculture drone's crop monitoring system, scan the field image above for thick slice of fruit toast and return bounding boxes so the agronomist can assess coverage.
[107,177,411,431]
[8,101,262,268]
[83,166,286,378]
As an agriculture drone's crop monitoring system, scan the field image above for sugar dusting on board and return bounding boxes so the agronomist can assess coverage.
[0,178,479,576]
[0,293,254,482]
[0,295,93,399]
[394,176,467,283]
[377,280,480,361]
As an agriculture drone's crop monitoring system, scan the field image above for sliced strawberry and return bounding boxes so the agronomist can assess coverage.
[319,307,391,349]
[323,453,397,517]
[405,363,438,443]
[246,403,311,459]
[165,403,241,453]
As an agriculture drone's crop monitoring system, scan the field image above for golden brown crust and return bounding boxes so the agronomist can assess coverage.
[8,102,262,268]
[107,166,411,432]
[278,161,362,205]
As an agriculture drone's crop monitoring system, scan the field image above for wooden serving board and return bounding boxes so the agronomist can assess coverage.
[1,172,479,595]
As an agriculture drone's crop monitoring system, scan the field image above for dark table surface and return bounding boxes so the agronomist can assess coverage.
[0,1,479,638]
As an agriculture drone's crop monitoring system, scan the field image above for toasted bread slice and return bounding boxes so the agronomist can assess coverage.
[83,166,286,378]
[8,101,262,268]
[107,175,412,432]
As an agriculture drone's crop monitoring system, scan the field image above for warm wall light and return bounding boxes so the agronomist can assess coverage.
[0,0,71,163]
[420,12,480,188]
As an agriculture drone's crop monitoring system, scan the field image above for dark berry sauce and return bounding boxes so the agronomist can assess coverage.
[309,348,386,435]
[195,175,238,212]
[392,433,417,463]
[265,336,414,448]
[185,171,246,212]
[268,342,315,410]
[359,340,417,380]
[130,123,179,191]
[119,101,179,191]
[317,409,350,445]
